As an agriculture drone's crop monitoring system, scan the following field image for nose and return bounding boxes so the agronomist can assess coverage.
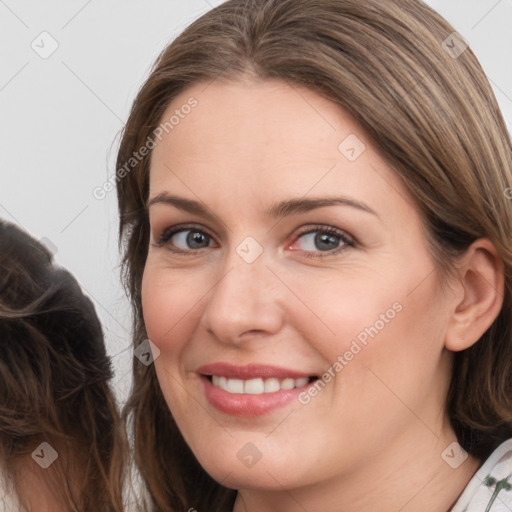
[200,249,285,346]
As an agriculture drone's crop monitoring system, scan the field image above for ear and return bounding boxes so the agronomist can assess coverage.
[444,239,505,352]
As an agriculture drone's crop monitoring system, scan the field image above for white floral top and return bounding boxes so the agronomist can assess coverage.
[452,439,512,511]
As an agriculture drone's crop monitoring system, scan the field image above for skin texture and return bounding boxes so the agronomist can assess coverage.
[142,79,504,512]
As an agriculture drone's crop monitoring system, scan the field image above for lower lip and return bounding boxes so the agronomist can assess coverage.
[201,376,312,417]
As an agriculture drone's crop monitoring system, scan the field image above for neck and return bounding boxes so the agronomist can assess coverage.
[233,427,480,512]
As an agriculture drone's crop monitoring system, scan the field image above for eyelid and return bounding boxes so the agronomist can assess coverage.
[154,223,217,248]
[153,222,355,256]
[288,224,355,259]
[294,224,355,244]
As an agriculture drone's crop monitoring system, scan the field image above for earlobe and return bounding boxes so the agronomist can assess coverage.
[444,239,505,352]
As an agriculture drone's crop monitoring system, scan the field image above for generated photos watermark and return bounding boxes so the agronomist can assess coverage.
[298,301,403,405]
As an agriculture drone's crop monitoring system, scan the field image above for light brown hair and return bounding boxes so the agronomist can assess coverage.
[0,221,126,511]
[116,1,512,510]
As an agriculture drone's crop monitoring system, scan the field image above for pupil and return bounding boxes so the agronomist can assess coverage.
[187,231,208,249]
[316,233,338,251]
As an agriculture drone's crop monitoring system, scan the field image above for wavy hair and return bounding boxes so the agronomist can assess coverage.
[115,0,512,510]
[0,221,126,511]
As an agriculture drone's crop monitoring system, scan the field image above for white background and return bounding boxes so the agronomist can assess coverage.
[1,0,511,406]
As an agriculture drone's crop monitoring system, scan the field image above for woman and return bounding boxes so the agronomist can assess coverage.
[0,221,126,511]
[116,0,512,510]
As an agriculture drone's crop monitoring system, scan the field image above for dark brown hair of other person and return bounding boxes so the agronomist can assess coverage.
[0,220,127,511]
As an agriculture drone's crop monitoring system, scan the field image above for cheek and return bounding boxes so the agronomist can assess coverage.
[335,276,448,405]
[141,265,200,354]
[288,266,406,358]
[301,257,446,382]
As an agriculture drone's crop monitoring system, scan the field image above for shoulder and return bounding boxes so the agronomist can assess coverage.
[0,475,19,512]
[452,439,512,511]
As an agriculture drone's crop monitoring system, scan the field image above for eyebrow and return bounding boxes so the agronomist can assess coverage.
[147,193,379,220]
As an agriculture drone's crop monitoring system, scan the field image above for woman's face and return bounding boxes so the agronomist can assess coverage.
[142,78,457,491]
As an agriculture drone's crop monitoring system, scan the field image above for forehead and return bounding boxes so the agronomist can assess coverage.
[148,78,416,223]
[152,79,344,166]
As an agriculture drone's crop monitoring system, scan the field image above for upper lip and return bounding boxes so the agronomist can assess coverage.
[197,363,316,380]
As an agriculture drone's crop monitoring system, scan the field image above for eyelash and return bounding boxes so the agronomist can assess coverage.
[297,226,354,259]
[154,223,355,259]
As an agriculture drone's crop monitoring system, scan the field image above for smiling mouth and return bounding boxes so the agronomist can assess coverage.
[205,375,318,395]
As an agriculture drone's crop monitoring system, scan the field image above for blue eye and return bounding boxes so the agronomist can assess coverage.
[292,226,354,258]
[158,226,213,251]
[155,224,354,258]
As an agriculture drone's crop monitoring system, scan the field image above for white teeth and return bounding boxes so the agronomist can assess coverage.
[295,377,309,387]
[210,376,311,394]
[226,378,244,394]
[281,378,295,390]
[245,378,265,394]
[264,378,280,393]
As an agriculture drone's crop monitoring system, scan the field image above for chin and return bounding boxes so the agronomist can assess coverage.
[207,462,300,491]
[190,439,310,491]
